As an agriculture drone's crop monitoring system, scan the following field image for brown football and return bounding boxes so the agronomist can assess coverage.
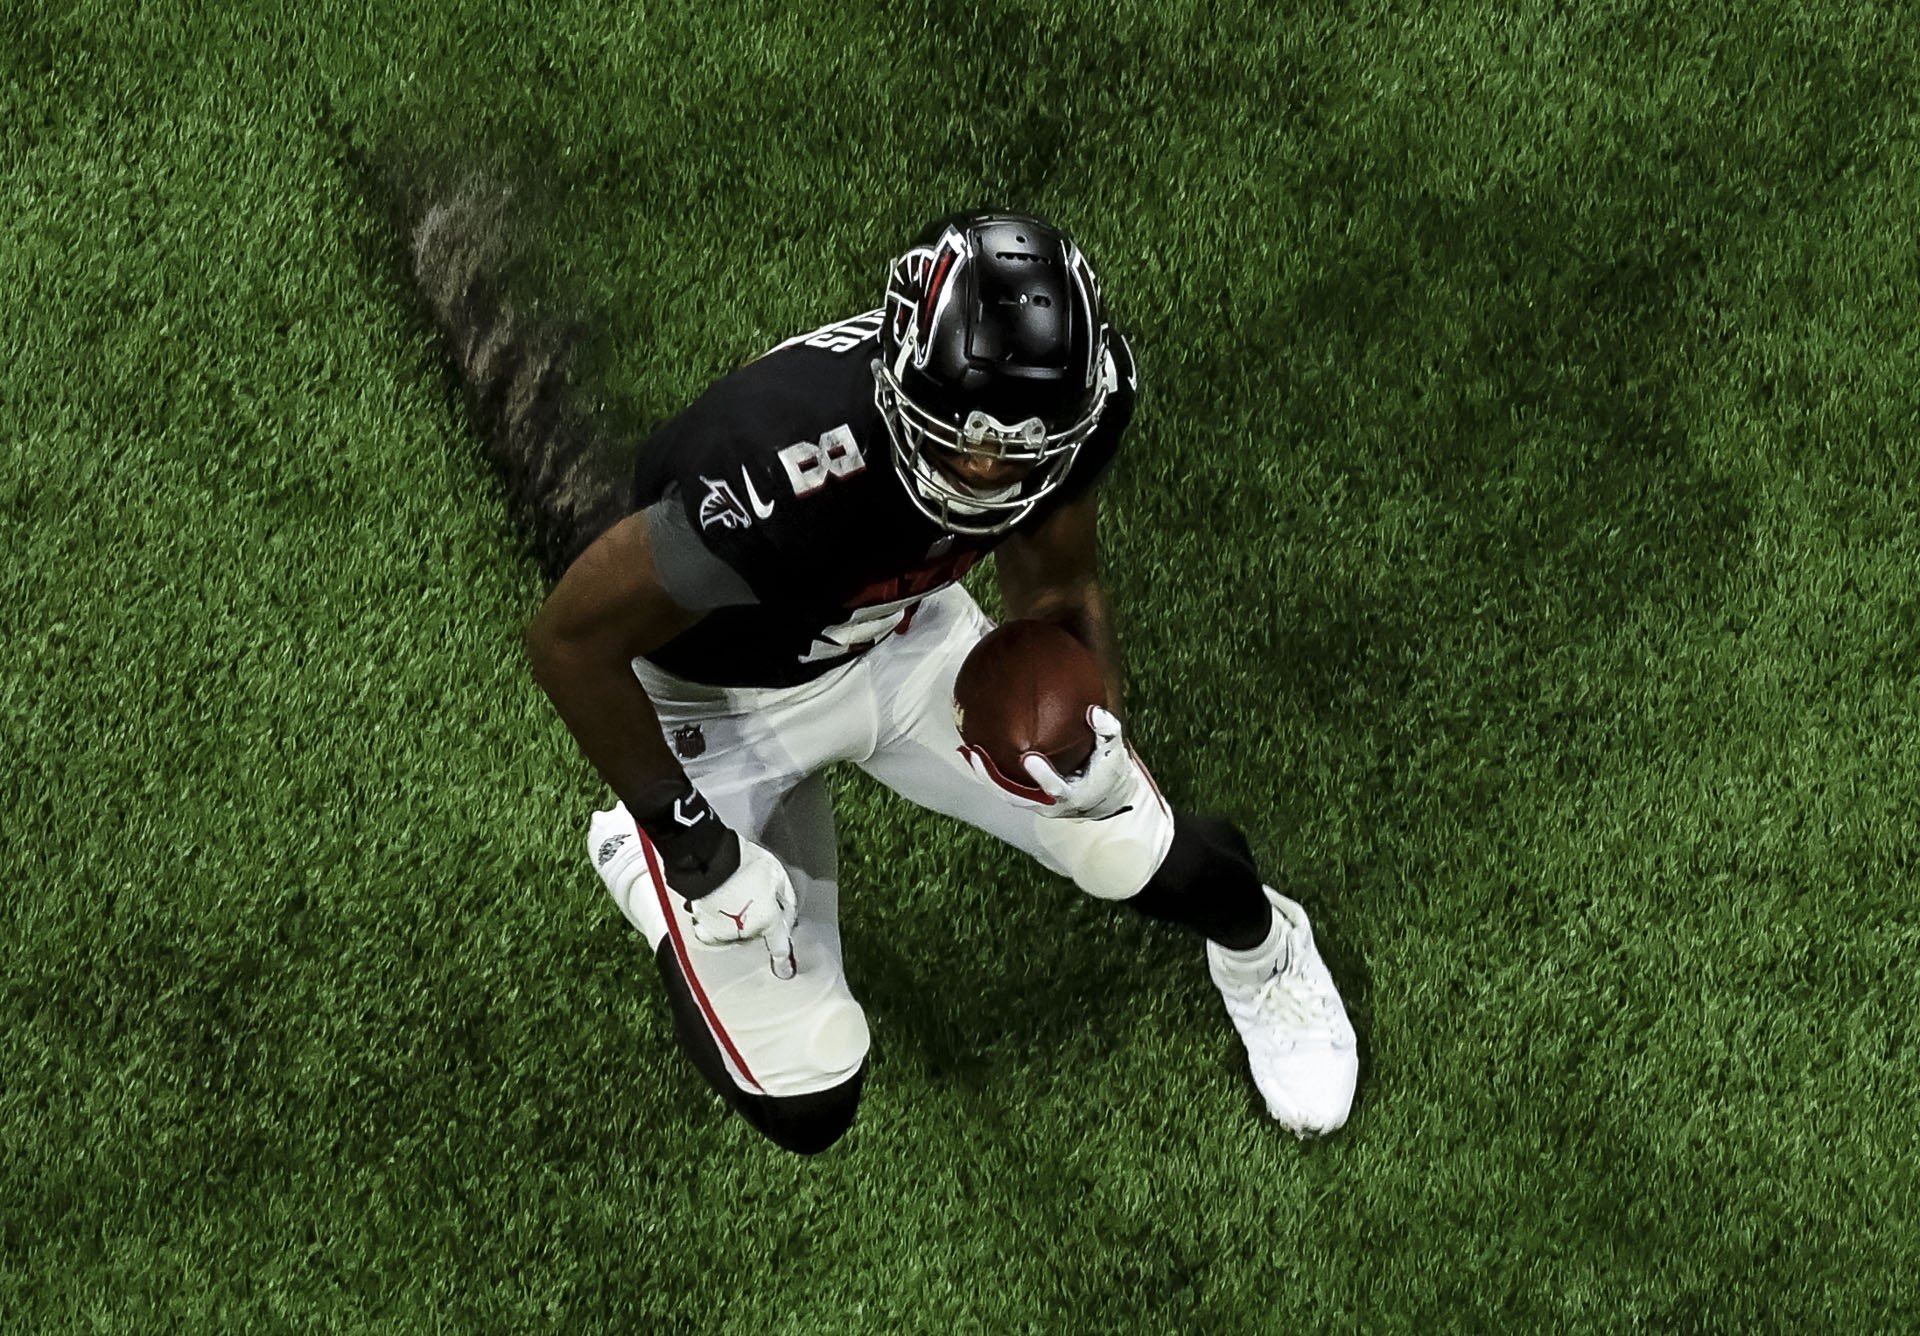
[953,619,1108,784]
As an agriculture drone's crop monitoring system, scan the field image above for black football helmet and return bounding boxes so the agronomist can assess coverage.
[874,210,1114,535]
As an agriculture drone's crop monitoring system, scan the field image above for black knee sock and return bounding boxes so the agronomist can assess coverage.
[1124,812,1273,951]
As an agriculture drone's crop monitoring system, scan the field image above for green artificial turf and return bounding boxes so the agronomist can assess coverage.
[5,0,1917,1329]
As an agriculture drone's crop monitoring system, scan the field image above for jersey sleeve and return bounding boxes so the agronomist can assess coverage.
[643,488,759,611]
[630,370,825,608]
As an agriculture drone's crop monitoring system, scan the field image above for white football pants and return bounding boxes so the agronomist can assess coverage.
[601,581,1174,1099]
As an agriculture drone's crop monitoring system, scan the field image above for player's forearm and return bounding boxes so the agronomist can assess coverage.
[1013,577,1126,722]
[525,639,690,818]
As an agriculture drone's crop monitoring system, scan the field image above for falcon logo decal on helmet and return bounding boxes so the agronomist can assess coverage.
[887,228,967,360]
[875,210,1115,536]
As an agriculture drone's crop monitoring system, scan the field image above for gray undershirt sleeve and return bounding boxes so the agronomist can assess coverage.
[642,490,760,611]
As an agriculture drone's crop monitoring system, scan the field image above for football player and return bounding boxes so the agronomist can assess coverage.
[410,189,1358,1152]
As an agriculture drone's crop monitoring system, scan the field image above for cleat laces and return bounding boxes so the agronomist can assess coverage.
[1247,929,1347,1046]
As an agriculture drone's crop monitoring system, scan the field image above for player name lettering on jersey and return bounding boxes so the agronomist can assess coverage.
[763,309,887,358]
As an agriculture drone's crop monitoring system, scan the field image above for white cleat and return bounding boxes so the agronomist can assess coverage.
[1207,887,1359,1138]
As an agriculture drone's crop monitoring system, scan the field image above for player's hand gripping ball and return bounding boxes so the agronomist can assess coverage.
[955,620,1110,805]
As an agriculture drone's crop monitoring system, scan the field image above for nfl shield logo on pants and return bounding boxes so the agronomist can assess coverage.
[672,725,706,760]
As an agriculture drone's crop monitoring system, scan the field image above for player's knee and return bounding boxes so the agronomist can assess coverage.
[743,1064,867,1155]
[1065,801,1180,901]
[652,942,869,1153]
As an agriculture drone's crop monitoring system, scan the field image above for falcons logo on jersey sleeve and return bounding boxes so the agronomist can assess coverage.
[698,475,753,531]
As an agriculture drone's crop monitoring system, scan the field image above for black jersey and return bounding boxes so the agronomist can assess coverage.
[631,310,1137,688]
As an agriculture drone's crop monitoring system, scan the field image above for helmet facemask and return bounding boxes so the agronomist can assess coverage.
[873,358,1109,535]
[875,210,1112,537]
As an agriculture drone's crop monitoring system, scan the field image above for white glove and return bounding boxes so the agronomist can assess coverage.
[682,837,799,977]
[960,707,1177,900]
[590,807,798,979]
[963,706,1162,821]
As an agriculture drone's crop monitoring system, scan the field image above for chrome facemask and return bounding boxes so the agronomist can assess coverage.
[872,357,1109,536]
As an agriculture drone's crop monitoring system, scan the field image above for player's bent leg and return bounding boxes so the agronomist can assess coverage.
[654,941,867,1155]
[857,586,1356,1136]
[1126,811,1272,949]
[1123,812,1359,1137]
[590,802,872,1151]
[862,713,1360,1135]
